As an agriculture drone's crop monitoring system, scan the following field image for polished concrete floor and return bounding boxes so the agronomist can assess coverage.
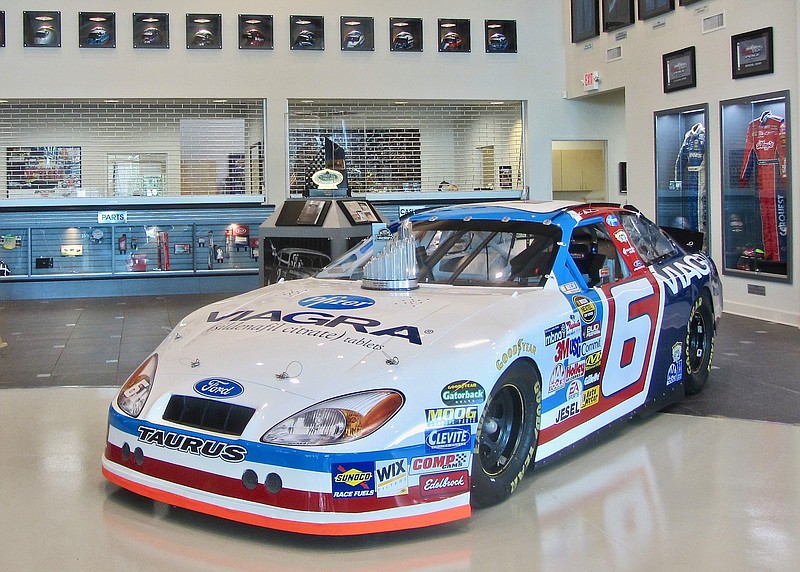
[1,295,799,571]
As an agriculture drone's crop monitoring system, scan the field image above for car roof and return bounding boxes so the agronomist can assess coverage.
[407,200,629,225]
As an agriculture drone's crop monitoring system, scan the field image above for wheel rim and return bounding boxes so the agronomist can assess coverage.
[477,384,524,476]
[687,310,708,373]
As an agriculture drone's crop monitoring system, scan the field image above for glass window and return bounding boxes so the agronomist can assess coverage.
[619,212,677,265]
[568,222,629,287]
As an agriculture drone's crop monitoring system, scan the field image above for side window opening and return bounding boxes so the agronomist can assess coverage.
[568,223,628,288]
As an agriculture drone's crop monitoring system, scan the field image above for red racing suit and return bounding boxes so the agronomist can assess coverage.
[739,112,788,261]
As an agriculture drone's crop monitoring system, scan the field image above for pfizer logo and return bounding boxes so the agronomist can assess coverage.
[194,378,244,399]
[298,295,375,311]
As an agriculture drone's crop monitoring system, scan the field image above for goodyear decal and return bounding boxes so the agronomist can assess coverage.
[496,339,537,370]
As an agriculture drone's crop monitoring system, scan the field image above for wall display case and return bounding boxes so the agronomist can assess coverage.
[238,15,272,50]
[654,105,709,250]
[390,18,422,52]
[133,13,169,49]
[290,16,324,51]
[438,19,470,52]
[602,0,634,33]
[720,91,791,280]
[340,17,374,51]
[1,11,5,48]
[485,20,517,53]
[570,1,599,44]
[186,14,221,49]
[79,13,115,48]
[638,0,674,21]
[24,11,61,48]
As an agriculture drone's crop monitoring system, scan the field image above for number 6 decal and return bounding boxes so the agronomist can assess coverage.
[601,277,662,398]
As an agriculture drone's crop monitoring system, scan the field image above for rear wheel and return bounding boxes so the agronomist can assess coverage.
[684,294,715,394]
[471,362,541,508]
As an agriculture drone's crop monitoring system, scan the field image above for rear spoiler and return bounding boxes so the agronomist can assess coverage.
[660,226,704,253]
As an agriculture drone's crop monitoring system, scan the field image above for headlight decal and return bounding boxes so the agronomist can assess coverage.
[116,354,158,417]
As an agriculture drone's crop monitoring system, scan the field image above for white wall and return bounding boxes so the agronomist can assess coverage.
[0,0,625,204]
[565,0,800,325]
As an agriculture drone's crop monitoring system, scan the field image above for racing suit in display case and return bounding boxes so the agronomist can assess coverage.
[739,111,788,262]
[674,122,707,235]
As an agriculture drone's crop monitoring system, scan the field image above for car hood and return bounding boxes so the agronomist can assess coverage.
[153,278,551,404]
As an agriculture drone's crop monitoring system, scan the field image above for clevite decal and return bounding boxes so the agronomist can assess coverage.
[137,426,246,462]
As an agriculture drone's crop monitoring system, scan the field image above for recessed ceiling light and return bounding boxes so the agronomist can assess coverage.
[212,99,227,103]
[394,101,408,105]
[104,99,119,103]
[490,101,505,105]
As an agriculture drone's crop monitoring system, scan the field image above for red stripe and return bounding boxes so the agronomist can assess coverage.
[102,465,470,536]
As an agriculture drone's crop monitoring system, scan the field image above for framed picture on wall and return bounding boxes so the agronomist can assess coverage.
[1,11,5,48]
[571,0,600,43]
[341,17,374,51]
[602,0,634,33]
[23,11,61,47]
[290,15,324,50]
[438,19,470,52]
[679,0,704,5]
[638,0,675,21]
[485,20,517,53]
[187,14,221,49]
[390,18,423,52]
[79,13,115,48]
[662,46,696,93]
[239,15,273,50]
[133,13,169,49]
[731,27,774,79]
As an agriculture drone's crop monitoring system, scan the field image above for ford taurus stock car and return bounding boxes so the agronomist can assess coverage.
[103,200,722,535]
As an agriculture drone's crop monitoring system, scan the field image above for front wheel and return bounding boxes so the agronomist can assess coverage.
[684,293,715,394]
[471,362,541,508]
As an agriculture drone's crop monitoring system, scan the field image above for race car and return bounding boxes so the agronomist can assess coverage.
[103,200,722,535]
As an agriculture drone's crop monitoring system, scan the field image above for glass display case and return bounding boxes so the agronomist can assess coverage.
[720,91,790,280]
[654,104,709,250]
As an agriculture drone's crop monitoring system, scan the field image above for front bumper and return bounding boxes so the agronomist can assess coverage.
[102,407,472,535]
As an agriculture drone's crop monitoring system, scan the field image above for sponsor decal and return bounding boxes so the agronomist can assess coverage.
[633,259,645,269]
[496,339,537,370]
[554,400,581,423]
[583,322,601,340]
[136,426,246,462]
[566,379,582,401]
[410,452,470,475]
[441,381,485,406]
[425,425,472,453]
[426,406,479,427]
[572,295,597,323]
[622,246,637,256]
[585,351,602,370]
[419,470,470,498]
[581,338,602,357]
[554,336,582,363]
[613,229,630,244]
[581,385,600,408]
[332,462,376,498]
[193,378,244,399]
[605,214,620,227]
[667,342,683,385]
[544,323,567,346]
[298,295,375,311]
[565,360,585,382]
[375,459,408,497]
[549,362,567,393]
[560,281,581,294]
[584,371,601,387]
[650,254,713,296]
[206,309,422,346]
[566,315,582,336]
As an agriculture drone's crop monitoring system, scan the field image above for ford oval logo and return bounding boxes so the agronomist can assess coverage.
[193,378,244,399]
[425,426,472,450]
[298,295,375,311]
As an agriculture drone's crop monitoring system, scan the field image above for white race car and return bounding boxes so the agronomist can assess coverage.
[103,200,721,535]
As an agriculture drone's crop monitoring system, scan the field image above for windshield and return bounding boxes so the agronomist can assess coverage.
[317,219,560,287]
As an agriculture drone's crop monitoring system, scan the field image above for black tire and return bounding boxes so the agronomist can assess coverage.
[684,293,715,394]
[471,361,541,508]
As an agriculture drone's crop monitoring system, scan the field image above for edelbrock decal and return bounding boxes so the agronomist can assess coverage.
[193,378,244,399]
[298,295,375,310]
